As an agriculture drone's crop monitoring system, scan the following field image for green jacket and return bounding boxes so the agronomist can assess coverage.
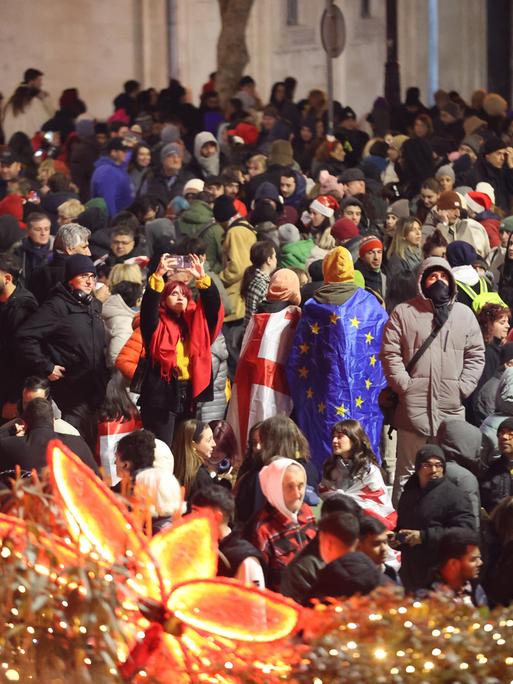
[279,238,315,270]
[176,200,224,273]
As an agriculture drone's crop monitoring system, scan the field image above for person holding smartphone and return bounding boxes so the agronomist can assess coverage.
[138,252,224,446]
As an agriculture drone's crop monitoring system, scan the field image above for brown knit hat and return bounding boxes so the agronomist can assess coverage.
[268,140,294,167]
[437,191,462,211]
[267,268,301,306]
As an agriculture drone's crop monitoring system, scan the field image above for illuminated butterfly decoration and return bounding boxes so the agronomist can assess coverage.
[44,440,299,681]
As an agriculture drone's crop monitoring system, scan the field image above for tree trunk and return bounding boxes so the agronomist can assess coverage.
[216,0,255,107]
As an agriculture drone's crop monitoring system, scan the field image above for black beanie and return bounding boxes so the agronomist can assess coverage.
[64,254,96,282]
[415,444,446,472]
[213,195,237,223]
[498,417,513,433]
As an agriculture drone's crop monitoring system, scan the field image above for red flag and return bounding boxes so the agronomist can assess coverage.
[227,306,300,452]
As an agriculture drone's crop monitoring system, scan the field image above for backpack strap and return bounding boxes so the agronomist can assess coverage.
[196,218,216,239]
[456,280,477,301]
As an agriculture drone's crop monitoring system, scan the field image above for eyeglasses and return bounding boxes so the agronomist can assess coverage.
[420,461,443,470]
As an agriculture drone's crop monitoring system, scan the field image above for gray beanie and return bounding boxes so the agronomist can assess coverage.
[160,143,182,162]
[160,124,181,144]
[386,198,410,219]
[435,164,455,182]
[278,223,300,245]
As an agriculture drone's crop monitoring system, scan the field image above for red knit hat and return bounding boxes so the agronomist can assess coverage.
[331,217,360,242]
[310,194,339,218]
[359,235,383,258]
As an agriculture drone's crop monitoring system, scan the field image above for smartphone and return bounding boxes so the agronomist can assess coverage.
[168,254,192,269]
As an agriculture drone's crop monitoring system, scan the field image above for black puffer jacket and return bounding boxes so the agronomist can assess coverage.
[27,251,69,305]
[16,283,107,411]
[397,474,476,591]
[0,285,38,405]
[480,456,513,513]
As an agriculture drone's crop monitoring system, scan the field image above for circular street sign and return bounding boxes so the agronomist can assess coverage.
[321,4,346,58]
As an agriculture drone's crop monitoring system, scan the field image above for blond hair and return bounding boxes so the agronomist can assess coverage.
[248,154,267,174]
[387,217,422,260]
[108,263,143,288]
[57,198,85,220]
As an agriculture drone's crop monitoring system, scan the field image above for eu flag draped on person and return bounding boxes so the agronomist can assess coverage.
[286,247,388,472]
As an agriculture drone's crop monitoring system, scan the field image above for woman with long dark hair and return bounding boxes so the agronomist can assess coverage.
[139,253,223,445]
[128,143,152,196]
[321,419,396,529]
[3,85,50,140]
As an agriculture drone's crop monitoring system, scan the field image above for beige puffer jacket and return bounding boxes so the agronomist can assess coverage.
[380,257,485,436]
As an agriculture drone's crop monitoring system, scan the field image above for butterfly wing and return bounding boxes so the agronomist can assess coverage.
[47,439,163,600]
[149,513,217,598]
[167,578,299,642]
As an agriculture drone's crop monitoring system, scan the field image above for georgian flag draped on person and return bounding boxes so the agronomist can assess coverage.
[227,305,301,453]
[286,247,388,473]
[336,465,397,530]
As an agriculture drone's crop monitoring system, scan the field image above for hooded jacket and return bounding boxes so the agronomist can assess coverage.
[380,257,485,436]
[220,218,257,322]
[102,293,138,367]
[251,458,316,590]
[90,156,133,218]
[436,420,482,527]
[185,131,221,179]
[176,200,224,273]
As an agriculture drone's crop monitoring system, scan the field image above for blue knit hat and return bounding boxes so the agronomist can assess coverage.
[446,240,477,268]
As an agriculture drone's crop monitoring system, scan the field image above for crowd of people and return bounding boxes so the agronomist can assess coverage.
[2,68,513,607]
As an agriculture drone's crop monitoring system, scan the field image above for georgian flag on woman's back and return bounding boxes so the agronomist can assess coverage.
[226,306,301,453]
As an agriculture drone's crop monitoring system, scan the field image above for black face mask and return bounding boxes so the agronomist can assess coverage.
[424,279,451,327]
[424,279,451,306]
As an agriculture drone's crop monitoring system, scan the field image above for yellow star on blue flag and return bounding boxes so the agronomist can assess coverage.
[286,291,388,470]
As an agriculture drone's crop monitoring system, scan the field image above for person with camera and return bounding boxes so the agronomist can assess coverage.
[16,254,108,435]
[395,444,476,593]
[138,252,223,446]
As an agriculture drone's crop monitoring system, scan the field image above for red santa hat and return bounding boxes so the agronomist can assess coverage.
[310,194,339,218]
[465,191,492,214]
